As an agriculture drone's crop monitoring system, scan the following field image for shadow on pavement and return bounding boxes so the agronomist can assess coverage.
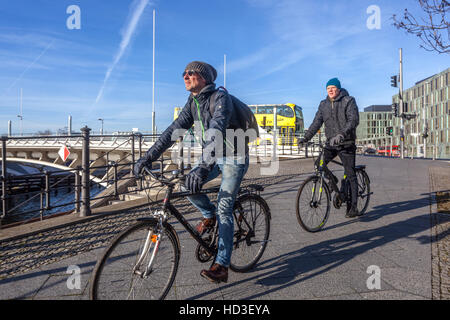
[188,194,447,300]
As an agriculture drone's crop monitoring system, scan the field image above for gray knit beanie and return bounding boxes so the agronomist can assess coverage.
[185,61,217,84]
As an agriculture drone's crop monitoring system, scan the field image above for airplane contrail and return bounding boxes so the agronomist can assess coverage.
[94,0,150,104]
[2,39,55,96]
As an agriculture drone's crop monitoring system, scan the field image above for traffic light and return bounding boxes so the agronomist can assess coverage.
[400,128,404,141]
[386,126,393,136]
[392,103,399,117]
[390,75,398,87]
[422,127,428,139]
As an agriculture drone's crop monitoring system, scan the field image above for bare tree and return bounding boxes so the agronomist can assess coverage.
[392,0,449,54]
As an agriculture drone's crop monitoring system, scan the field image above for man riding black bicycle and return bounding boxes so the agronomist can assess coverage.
[299,78,361,218]
[133,61,250,283]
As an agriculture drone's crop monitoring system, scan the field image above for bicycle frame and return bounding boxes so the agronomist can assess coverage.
[140,177,258,262]
[158,184,220,258]
[310,143,351,204]
[134,166,266,277]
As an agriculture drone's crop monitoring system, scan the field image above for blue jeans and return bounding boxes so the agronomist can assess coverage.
[187,156,249,267]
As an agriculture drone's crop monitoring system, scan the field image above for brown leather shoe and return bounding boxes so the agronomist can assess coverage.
[200,263,228,283]
[195,217,216,235]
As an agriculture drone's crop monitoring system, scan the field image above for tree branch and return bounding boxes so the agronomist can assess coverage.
[392,0,449,54]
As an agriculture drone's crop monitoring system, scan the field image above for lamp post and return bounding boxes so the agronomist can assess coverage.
[18,88,23,136]
[98,118,104,135]
[17,115,23,136]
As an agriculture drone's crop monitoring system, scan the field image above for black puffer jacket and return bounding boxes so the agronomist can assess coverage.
[142,84,246,171]
[304,88,359,143]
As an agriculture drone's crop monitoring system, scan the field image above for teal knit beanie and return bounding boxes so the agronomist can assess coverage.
[326,78,341,89]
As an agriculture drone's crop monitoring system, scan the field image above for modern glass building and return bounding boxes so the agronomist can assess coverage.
[357,67,449,159]
[356,105,393,148]
[392,67,450,158]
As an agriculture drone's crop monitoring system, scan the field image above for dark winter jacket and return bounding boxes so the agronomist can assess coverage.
[142,84,247,171]
[304,88,359,144]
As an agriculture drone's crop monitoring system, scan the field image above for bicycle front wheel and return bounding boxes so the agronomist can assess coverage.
[90,220,180,300]
[296,175,331,232]
[356,169,371,215]
[230,194,271,272]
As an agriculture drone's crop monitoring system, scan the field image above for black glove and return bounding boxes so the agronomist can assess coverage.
[134,157,151,178]
[329,134,344,147]
[185,166,210,194]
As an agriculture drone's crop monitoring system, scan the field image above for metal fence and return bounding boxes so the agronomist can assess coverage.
[0,127,164,226]
[1,127,318,227]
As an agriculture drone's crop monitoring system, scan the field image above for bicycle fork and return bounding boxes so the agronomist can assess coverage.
[133,213,165,278]
[310,174,325,207]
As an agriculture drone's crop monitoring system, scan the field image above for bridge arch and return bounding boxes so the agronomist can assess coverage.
[5,158,107,187]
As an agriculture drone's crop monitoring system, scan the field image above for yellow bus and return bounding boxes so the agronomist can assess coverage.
[174,107,181,121]
[248,103,304,145]
[174,103,304,145]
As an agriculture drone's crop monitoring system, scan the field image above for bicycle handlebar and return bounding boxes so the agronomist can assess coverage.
[301,140,354,149]
[142,167,182,186]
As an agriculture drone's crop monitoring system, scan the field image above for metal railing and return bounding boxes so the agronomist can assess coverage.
[0,127,161,226]
[1,128,319,227]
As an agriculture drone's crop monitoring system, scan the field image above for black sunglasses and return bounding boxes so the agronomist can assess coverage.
[182,70,197,77]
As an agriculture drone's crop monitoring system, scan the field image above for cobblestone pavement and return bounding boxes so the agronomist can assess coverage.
[0,156,449,300]
[429,166,450,300]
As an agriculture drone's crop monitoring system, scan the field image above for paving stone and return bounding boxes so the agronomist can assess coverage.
[0,157,449,301]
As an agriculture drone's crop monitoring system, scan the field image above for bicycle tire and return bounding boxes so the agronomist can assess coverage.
[295,175,331,232]
[90,220,180,300]
[356,169,371,215]
[230,193,271,272]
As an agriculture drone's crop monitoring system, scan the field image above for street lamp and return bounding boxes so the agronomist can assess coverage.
[98,118,104,135]
[17,115,23,136]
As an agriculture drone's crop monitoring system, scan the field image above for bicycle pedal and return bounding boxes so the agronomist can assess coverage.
[195,243,213,263]
[333,194,343,209]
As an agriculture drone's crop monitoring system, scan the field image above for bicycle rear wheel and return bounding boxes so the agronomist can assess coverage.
[90,220,180,300]
[356,169,370,215]
[230,194,271,272]
[296,175,331,232]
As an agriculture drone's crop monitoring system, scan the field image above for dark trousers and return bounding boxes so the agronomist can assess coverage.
[320,144,358,208]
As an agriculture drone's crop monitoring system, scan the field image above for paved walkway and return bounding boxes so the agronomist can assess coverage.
[0,156,449,300]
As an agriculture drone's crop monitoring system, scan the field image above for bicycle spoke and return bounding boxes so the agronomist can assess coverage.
[91,222,179,300]
[356,170,371,215]
[296,176,330,232]
[230,194,270,272]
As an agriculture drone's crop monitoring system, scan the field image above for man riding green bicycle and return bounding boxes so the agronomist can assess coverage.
[299,78,361,218]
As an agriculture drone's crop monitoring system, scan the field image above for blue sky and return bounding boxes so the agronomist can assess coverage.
[0,0,448,135]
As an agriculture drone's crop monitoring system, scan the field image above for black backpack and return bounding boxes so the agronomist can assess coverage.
[209,86,259,141]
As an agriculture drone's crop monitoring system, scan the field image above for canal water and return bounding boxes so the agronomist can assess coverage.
[1,161,105,225]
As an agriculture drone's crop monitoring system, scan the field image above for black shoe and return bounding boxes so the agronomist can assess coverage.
[345,207,361,218]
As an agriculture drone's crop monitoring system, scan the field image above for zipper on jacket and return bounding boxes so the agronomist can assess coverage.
[193,96,206,142]
[193,95,235,152]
